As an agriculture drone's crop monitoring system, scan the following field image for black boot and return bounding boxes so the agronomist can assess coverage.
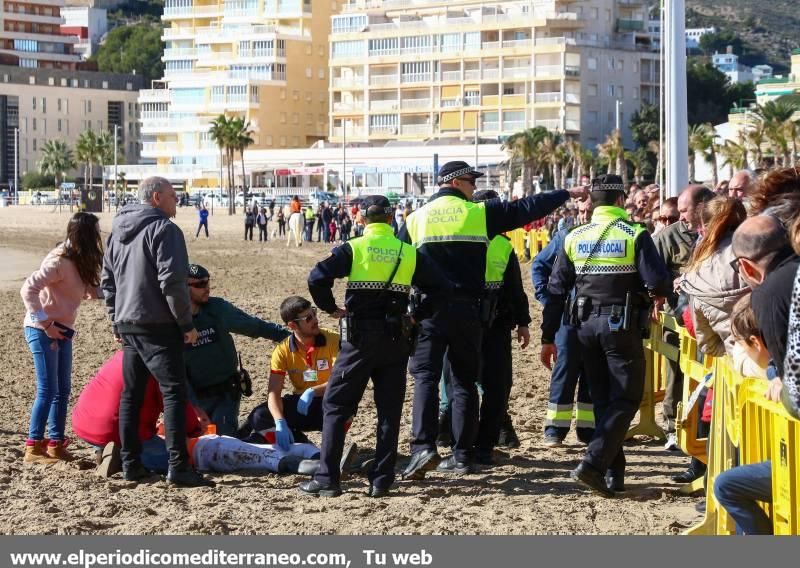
[497,414,520,449]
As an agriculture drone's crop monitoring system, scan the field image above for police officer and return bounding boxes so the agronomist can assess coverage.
[532,202,595,447]
[299,195,450,498]
[442,188,531,464]
[540,174,671,497]
[400,161,588,477]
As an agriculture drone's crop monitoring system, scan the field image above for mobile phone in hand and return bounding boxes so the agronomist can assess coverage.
[53,321,75,339]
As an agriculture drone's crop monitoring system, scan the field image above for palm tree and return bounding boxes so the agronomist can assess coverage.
[752,100,800,167]
[38,140,76,190]
[597,130,623,180]
[537,132,564,189]
[209,115,236,213]
[625,147,649,185]
[689,123,718,187]
[719,140,747,179]
[75,130,99,189]
[501,127,549,195]
[231,117,255,196]
[745,123,765,169]
[647,139,661,186]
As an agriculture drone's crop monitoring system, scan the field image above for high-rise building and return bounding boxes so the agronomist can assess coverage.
[0,65,143,190]
[0,0,82,69]
[59,6,107,59]
[137,0,340,189]
[328,0,660,150]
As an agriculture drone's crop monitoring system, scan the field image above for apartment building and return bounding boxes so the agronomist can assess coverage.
[0,65,144,189]
[137,0,340,189]
[328,0,661,149]
[0,0,82,69]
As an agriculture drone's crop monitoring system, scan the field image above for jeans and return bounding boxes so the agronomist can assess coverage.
[25,327,73,441]
[195,221,208,238]
[258,223,267,241]
[120,331,190,471]
[244,224,254,240]
[191,388,241,436]
[545,323,594,440]
[714,460,773,535]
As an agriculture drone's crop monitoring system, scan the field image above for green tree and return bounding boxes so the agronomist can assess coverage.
[686,60,755,126]
[231,117,255,196]
[22,171,55,190]
[38,140,76,190]
[92,23,164,84]
[629,103,660,149]
[209,115,237,214]
[698,31,743,56]
[76,130,99,189]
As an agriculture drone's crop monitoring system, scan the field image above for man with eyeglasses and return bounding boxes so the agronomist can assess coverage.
[398,160,589,478]
[184,264,290,436]
[237,296,340,452]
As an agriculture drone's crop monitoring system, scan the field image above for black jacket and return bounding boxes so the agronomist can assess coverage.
[751,252,800,377]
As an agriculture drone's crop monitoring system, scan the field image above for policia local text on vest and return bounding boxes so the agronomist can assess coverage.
[399,160,589,478]
[301,195,450,498]
[540,175,672,497]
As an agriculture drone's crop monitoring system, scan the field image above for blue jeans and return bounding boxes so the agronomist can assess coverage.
[25,326,73,441]
[545,323,594,440]
[191,389,241,436]
[141,435,170,473]
[714,460,773,535]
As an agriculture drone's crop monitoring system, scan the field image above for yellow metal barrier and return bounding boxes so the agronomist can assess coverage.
[642,315,800,534]
[508,228,528,262]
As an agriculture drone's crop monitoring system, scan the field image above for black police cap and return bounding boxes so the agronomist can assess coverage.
[359,195,393,216]
[188,264,210,280]
[438,161,485,184]
[591,174,626,194]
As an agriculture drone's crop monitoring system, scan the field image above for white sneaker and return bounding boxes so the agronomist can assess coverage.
[664,433,679,451]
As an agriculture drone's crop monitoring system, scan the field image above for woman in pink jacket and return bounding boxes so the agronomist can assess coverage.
[20,212,104,463]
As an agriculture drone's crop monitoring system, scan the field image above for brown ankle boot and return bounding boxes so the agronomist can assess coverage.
[46,441,75,461]
[23,441,58,464]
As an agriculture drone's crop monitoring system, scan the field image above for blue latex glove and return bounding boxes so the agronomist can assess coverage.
[297,387,316,416]
[275,418,294,451]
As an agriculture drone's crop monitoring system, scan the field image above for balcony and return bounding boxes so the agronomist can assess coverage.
[441,71,461,82]
[1,8,63,25]
[534,92,562,103]
[401,98,430,109]
[163,48,198,59]
[503,94,526,106]
[482,95,499,106]
[482,69,499,80]
[401,124,430,135]
[401,73,429,84]
[533,118,561,130]
[333,102,360,112]
[332,126,366,138]
[163,4,223,19]
[565,119,580,131]
[502,121,525,132]
[482,121,499,131]
[239,48,286,59]
[140,117,211,133]
[368,48,400,57]
[369,124,398,135]
[503,39,532,49]
[139,89,171,102]
[162,26,195,40]
[565,65,580,77]
[264,0,312,16]
[440,98,460,107]
[464,96,480,107]
[464,69,481,81]
[502,67,529,79]
[332,76,364,88]
[192,24,277,40]
[617,18,645,32]
[534,65,562,76]
[370,99,399,111]
[370,75,399,86]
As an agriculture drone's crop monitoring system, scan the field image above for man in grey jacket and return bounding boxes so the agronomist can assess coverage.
[102,176,213,487]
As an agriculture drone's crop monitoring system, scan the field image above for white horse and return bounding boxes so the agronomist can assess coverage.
[286,211,304,247]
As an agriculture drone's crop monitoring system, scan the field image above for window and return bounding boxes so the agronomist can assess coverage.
[102,81,108,89]
[591,7,598,19]
[292,113,299,124]
[617,86,624,98]
[32,118,37,131]
[616,59,624,71]
[33,139,37,151]
[42,98,46,113]
[587,84,598,97]
[633,62,639,73]
[280,112,287,123]
[88,100,92,113]
[265,135,273,145]
[280,89,286,99]
[32,97,36,111]
[279,136,286,146]
[291,136,299,146]
[332,40,365,59]
[318,68,325,79]
[58,119,62,132]
[306,113,313,124]
[633,87,639,99]
[292,90,299,100]
[57,99,62,112]
[587,57,597,71]
[605,9,611,22]
[587,111,598,124]
[306,91,312,101]
[305,45,312,55]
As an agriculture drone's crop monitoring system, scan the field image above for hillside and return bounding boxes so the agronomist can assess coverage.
[687,0,799,73]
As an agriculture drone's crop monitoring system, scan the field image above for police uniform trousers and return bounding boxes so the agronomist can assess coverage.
[576,314,644,476]
[545,323,594,441]
[314,321,410,489]
[410,299,483,463]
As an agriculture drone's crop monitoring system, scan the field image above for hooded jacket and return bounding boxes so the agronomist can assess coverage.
[101,203,193,334]
[680,236,765,378]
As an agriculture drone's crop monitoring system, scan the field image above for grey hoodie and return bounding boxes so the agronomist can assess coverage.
[101,203,193,334]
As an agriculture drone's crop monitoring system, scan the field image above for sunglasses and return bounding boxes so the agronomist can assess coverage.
[455,177,476,186]
[659,216,679,223]
[293,307,318,324]
[188,280,210,289]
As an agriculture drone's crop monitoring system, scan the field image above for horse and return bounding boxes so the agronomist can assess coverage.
[286,211,304,247]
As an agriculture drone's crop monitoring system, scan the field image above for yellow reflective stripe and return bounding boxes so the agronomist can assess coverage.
[575,408,595,426]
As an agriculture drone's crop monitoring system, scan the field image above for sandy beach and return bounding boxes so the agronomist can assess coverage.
[0,204,701,535]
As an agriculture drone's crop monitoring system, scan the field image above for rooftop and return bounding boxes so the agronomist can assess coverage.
[0,64,145,90]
